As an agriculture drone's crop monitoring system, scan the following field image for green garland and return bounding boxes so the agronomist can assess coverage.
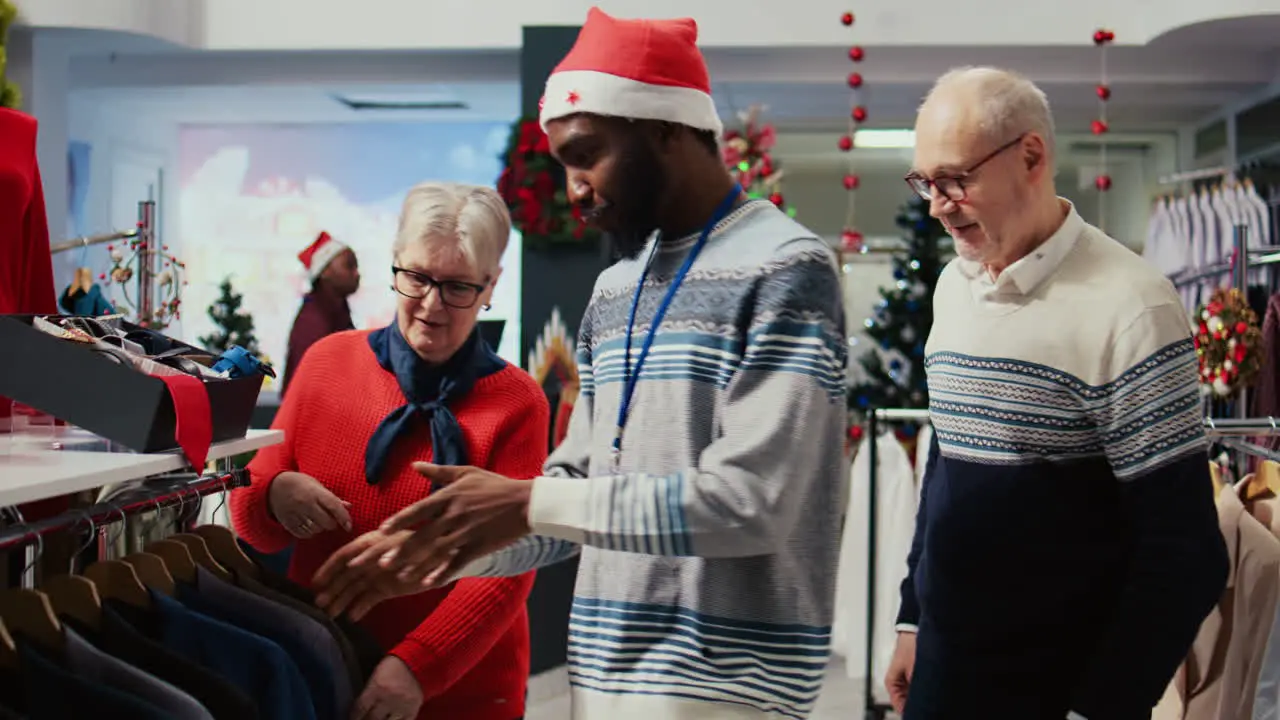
[0,0,21,109]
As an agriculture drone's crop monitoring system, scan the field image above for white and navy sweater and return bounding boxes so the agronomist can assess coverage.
[459,199,848,719]
[897,202,1229,719]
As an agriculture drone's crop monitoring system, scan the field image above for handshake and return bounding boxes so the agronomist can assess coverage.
[308,461,534,619]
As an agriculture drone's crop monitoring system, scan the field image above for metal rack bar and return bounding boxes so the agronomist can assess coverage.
[1218,437,1280,465]
[0,468,247,553]
[1158,166,1229,185]
[49,228,139,255]
[1203,417,1280,436]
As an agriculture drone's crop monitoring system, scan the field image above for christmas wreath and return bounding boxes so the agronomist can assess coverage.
[1194,287,1263,397]
[496,117,599,252]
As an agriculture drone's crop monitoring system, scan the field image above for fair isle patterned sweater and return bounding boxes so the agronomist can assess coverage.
[895,202,1228,719]
[458,199,848,719]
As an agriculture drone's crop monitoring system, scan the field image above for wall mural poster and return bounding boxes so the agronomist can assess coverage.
[175,122,524,383]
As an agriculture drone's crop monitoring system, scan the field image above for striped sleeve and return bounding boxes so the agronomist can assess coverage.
[1085,301,1207,480]
[526,242,848,557]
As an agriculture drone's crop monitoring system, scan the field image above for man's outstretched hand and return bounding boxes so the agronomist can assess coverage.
[312,529,424,619]
[311,462,534,618]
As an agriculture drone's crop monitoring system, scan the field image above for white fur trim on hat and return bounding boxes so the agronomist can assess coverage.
[540,70,723,136]
[307,238,348,281]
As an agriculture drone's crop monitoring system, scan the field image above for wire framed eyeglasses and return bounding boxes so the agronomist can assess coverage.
[904,133,1027,203]
[391,266,488,309]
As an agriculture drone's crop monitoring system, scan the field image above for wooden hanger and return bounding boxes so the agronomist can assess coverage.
[192,525,260,581]
[121,553,176,597]
[145,539,198,585]
[0,618,17,669]
[0,588,62,654]
[42,574,102,632]
[170,534,232,582]
[83,561,151,609]
[1246,460,1280,501]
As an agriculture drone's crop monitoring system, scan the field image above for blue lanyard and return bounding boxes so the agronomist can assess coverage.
[611,184,743,470]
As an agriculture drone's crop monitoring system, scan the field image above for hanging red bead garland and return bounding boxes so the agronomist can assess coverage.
[840,10,865,254]
[1092,28,1115,230]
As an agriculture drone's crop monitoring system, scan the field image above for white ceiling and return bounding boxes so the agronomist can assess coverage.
[62,13,1280,135]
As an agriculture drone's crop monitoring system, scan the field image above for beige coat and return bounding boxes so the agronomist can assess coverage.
[1155,486,1280,720]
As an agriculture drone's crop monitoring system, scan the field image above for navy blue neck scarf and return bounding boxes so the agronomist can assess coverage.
[364,322,505,485]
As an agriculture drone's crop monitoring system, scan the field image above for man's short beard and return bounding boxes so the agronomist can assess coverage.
[604,133,667,261]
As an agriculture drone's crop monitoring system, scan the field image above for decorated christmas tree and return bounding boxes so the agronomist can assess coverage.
[722,106,797,218]
[199,277,260,353]
[849,195,949,412]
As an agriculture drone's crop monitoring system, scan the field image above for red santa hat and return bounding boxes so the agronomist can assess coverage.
[539,7,722,136]
[298,231,349,281]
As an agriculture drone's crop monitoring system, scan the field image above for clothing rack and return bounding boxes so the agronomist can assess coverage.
[857,409,1280,720]
[862,407,930,720]
[0,468,247,555]
[48,199,160,323]
[1158,166,1230,186]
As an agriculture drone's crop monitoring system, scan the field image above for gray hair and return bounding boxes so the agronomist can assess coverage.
[923,66,1057,162]
[393,182,511,275]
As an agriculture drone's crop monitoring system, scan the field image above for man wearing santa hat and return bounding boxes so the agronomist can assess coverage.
[314,8,846,720]
[282,231,359,396]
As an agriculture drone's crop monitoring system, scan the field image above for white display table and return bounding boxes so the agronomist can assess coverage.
[0,429,283,507]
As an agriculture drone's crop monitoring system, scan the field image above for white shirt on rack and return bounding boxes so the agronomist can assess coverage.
[832,431,918,697]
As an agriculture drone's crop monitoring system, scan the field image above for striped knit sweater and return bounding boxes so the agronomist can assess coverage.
[458,199,848,719]
[897,201,1228,719]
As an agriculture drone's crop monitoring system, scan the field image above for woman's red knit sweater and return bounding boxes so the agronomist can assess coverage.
[231,329,549,720]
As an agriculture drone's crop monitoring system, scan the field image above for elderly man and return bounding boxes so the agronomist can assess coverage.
[312,8,848,720]
[883,66,1228,720]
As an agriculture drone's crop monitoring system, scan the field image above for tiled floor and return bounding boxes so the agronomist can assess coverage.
[526,658,898,719]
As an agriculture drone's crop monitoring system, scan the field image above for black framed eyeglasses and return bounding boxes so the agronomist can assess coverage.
[391,266,488,309]
[904,133,1027,203]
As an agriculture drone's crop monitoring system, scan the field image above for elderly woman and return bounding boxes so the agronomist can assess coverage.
[230,182,548,720]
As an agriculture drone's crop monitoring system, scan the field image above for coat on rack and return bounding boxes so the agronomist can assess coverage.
[1154,488,1280,720]
[832,431,917,692]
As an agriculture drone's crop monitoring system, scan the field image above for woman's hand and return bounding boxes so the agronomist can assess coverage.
[268,471,353,539]
[351,656,423,720]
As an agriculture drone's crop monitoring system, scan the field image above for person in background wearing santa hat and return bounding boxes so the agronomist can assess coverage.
[313,8,847,720]
[283,231,360,397]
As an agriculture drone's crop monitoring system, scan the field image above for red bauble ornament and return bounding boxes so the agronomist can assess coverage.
[769,192,785,206]
[841,11,854,25]
[852,106,868,123]
[1236,321,1249,335]
[1095,174,1112,191]
[1095,84,1111,101]
[848,425,864,442]
[1091,119,1108,135]
[847,72,864,88]
[843,174,861,190]
[838,135,854,151]
[841,229,865,252]
[848,46,865,62]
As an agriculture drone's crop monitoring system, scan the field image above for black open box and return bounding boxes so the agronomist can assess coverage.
[0,315,263,453]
